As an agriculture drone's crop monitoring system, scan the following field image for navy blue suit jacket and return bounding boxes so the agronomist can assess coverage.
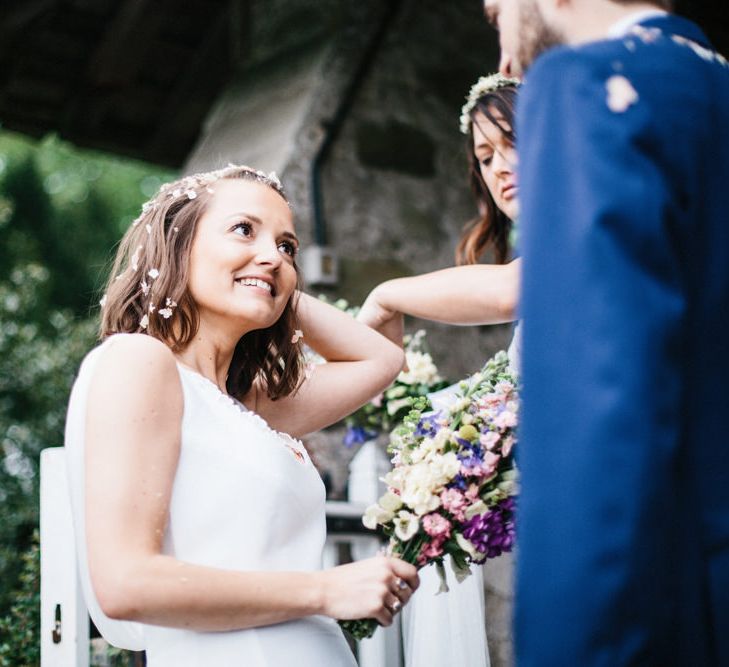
[516,15,729,666]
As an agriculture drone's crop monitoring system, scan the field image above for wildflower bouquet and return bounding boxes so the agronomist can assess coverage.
[343,330,450,447]
[339,351,519,640]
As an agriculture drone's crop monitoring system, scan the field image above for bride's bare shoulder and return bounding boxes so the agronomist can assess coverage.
[90,333,181,401]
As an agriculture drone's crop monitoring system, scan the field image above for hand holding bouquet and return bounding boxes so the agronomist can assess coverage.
[339,351,519,640]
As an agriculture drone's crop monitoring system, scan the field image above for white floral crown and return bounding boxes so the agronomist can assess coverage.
[459,73,521,134]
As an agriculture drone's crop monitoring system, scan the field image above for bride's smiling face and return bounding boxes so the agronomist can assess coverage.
[186,179,299,335]
[472,108,520,220]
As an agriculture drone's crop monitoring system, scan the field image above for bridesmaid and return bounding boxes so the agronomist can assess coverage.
[65,165,419,665]
[358,73,522,667]
[358,73,522,358]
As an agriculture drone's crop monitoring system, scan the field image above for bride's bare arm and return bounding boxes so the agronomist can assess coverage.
[249,292,404,438]
[358,259,521,332]
[85,334,416,630]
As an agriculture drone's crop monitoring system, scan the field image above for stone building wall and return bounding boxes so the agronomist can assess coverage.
[185,2,514,664]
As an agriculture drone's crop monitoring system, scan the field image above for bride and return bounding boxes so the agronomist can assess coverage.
[358,73,521,667]
[64,165,419,665]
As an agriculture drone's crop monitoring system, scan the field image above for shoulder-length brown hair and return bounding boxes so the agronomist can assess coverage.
[99,167,305,401]
[456,85,519,266]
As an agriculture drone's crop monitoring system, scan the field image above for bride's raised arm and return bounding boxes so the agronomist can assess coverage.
[248,291,404,438]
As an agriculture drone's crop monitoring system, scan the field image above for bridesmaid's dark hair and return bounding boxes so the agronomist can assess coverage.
[456,85,518,266]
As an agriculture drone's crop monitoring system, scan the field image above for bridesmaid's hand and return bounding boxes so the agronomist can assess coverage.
[358,287,404,348]
[315,556,419,627]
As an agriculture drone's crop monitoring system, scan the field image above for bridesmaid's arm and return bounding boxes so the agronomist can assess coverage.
[85,334,416,630]
[249,292,404,437]
[358,259,521,332]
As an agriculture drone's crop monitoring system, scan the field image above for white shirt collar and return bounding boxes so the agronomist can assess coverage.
[608,9,668,38]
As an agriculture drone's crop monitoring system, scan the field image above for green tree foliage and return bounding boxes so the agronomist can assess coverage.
[0,532,40,667]
[0,130,174,651]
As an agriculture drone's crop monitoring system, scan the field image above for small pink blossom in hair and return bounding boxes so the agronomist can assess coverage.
[131,245,143,271]
[291,329,304,344]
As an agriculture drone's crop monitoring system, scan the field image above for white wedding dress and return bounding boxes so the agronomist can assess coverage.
[402,323,521,667]
[65,334,357,666]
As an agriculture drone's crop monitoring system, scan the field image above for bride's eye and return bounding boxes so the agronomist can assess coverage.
[232,221,253,237]
[481,155,493,167]
[278,241,297,258]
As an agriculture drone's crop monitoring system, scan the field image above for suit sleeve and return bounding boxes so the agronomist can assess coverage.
[514,50,686,664]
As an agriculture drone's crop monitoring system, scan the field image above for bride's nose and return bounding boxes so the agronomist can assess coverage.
[253,236,283,268]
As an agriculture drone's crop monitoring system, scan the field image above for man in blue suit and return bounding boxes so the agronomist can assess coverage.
[483,0,729,664]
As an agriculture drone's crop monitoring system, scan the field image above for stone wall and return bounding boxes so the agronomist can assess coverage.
[184,2,514,664]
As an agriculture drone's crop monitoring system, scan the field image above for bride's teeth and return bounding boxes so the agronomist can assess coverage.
[238,278,272,292]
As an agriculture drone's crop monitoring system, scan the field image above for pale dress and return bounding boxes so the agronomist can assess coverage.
[65,334,357,666]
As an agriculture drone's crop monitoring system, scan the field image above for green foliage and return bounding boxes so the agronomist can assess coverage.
[0,532,40,667]
[0,129,175,653]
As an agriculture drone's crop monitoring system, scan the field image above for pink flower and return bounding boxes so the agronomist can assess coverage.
[501,435,515,457]
[418,539,445,565]
[494,409,517,430]
[465,484,480,502]
[481,451,501,477]
[370,392,384,408]
[480,431,501,450]
[440,489,467,522]
[422,513,452,539]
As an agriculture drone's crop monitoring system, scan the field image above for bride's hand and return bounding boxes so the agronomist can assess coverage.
[315,556,419,626]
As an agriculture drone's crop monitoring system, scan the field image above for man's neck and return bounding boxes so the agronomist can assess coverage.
[564,2,666,46]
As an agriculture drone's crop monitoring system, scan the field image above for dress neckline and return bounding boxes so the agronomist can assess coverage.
[174,361,311,465]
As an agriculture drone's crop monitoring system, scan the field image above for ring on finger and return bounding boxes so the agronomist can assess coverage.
[389,599,402,614]
[395,577,408,591]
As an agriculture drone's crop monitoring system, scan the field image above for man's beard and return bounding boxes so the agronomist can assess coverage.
[517,0,565,71]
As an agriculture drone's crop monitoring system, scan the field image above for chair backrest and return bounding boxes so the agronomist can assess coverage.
[40,447,89,667]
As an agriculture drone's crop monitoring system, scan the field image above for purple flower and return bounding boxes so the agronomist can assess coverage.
[343,426,378,448]
[416,412,443,437]
[462,498,516,561]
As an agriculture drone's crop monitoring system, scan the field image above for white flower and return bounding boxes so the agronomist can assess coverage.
[99,294,107,308]
[393,510,419,541]
[378,490,403,513]
[398,350,440,385]
[464,500,487,520]
[158,308,173,319]
[185,189,197,199]
[145,223,152,235]
[291,329,304,344]
[148,268,160,279]
[140,279,150,295]
[606,75,638,113]
[165,297,177,308]
[140,314,149,329]
[363,504,394,530]
[455,532,480,559]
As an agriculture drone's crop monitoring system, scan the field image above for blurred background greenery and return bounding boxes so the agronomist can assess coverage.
[0,129,173,664]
